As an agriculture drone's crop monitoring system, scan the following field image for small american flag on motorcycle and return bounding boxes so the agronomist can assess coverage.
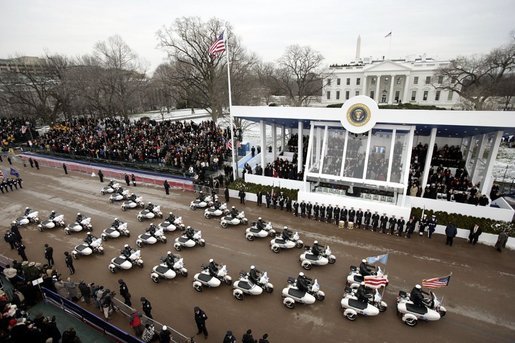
[422,275,451,289]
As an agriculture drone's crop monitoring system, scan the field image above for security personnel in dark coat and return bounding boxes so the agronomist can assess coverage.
[348,207,356,227]
[340,206,348,228]
[388,215,397,235]
[306,202,313,219]
[300,201,306,217]
[334,205,340,225]
[364,210,372,229]
[410,284,428,307]
[397,217,406,236]
[380,213,388,233]
[326,205,333,223]
[313,203,320,220]
[356,209,364,229]
[293,201,299,216]
[371,212,380,231]
[319,204,326,222]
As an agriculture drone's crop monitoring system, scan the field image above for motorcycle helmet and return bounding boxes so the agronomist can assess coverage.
[284,226,288,230]
[258,217,262,220]
[25,207,29,210]
[209,258,214,263]
[124,244,129,248]
[87,232,92,236]
[149,202,153,205]
[415,284,422,289]
[169,212,173,215]
[11,221,16,224]
[167,251,172,255]
[299,272,304,277]
[77,212,81,216]
[360,282,365,286]
[232,206,235,209]
[187,226,191,229]
[314,240,318,244]
[51,210,55,214]
[362,259,367,263]
[250,265,255,269]
[114,218,118,221]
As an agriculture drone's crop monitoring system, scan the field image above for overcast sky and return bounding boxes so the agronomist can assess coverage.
[1,0,513,72]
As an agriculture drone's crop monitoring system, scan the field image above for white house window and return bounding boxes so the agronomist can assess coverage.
[327,79,331,86]
[447,90,453,101]
[346,78,350,85]
[435,90,441,101]
[414,77,418,85]
[345,91,350,100]
[396,77,401,85]
[356,78,361,85]
[425,76,431,84]
[438,75,443,84]
[336,91,340,100]
[411,91,416,101]
[355,90,360,96]
[423,91,428,100]
[326,91,331,100]
[337,78,341,86]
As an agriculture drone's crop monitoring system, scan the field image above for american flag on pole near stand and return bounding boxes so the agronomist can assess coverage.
[209,33,226,56]
[422,275,451,289]
[364,275,389,289]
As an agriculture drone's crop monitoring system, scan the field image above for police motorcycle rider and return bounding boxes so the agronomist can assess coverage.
[121,244,133,258]
[128,193,137,202]
[84,232,96,245]
[255,217,265,231]
[248,265,262,285]
[208,258,219,277]
[198,191,206,202]
[359,259,375,276]
[49,210,57,220]
[356,282,370,303]
[145,202,155,212]
[24,207,32,216]
[281,226,294,241]
[76,212,84,225]
[410,284,430,307]
[213,199,222,210]
[311,240,324,257]
[230,206,239,219]
[165,212,176,223]
[112,218,121,229]
[296,272,311,293]
[165,251,179,269]
[185,226,195,240]
[146,223,157,237]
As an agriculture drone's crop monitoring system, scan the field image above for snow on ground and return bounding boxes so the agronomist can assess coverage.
[493,145,515,184]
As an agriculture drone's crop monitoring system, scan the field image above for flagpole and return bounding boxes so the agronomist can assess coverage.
[388,32,392,60]
[224,28,238,181]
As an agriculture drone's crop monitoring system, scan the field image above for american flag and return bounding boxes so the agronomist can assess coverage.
[209,33,225,56]
[226,139,232,150]
[422,275,451,289]
[364,275,389,289]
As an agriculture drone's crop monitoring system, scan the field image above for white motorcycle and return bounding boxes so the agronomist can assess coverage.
[340,287,387,321]
[190,195,217,210]
[281,277,325,309]
[233,271,274,300]
[71,237,104,259]
[150,257,188,283]
[121,196,144,211]
[16,210,40,226]
[136,227,167,248]
[65,217,92,235]
[347,265,388,289]
[220,212,248,228]
[158,217,185,232]
[101,182,121,195]
[101,222,130,240]
[245,222,276,241]
[270,232,304,253]
[137,206,163,222]
[109,189,129,202]
[108,250,144,273]
[397,290,446,327]
[193,265,232,292]
[299,245,336,270]
[174,230,206,251]
[203,203,229,219]
[38,213,65,232]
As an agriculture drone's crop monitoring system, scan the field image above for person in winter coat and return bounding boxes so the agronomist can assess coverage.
[445,223,458,246]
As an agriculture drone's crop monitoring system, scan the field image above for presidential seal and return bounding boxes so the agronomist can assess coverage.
[347,103,371,127]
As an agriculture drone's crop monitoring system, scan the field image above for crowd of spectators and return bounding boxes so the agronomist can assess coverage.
[245,157,303,181]
[409,143,491,205]
[31,118,231,178]
[1,118,37,149]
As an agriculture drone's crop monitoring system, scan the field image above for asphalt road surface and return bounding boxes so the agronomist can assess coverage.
[1,159,514,343]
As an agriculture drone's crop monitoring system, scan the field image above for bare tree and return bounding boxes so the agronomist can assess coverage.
[435,37,515,110]
[157,17,257,120]
[275,45,324,106]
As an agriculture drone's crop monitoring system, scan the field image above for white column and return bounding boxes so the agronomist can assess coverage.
[471,134,487,184]
[340,130,349,177]
[281,125,286,154]
[319,126,329,175]
[465,135,475,173]
[297,121,303,173]
[260,120,266,175]
[362,76,367,96]
[421,128,437,196]
[375,76,381,102]
[481,130,503,195]
[386,129,396,182]
[402,126,416,206]
[315,127,322,162]
[362,130,372,179]
[271,123,277,161]
[402,75,409,103]
[304,122,315,182]
[388,75,396,104]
